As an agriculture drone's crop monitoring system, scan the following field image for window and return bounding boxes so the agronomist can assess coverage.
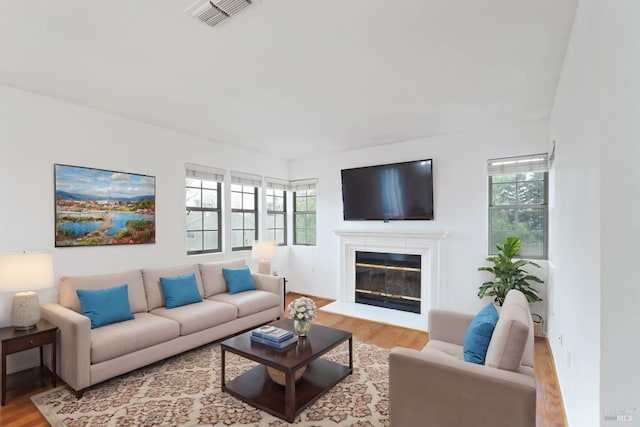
[488,154,548,259]
[231,183,258,250]
[266,188,287,245]
[185,165,223,255]
[294,185,317,246]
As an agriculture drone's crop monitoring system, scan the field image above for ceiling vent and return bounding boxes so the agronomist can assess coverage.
[186,0,252,28]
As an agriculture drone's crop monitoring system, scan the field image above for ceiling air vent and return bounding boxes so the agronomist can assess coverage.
[186,0,252,28]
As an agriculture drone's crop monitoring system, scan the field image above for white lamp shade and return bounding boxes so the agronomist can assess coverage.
[251,240,277,260]
[0,252,55,292]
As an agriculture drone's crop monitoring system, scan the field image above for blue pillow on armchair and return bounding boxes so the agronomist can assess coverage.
[463,303,499,364]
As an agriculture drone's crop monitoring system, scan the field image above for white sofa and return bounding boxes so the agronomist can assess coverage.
[41,258,284,396]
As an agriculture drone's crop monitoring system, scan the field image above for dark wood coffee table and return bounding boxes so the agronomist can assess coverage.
[220,318,353,423]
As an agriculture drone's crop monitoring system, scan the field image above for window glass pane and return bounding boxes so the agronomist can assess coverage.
[186,188,201,208]
[492,183,516,205]
[274,196,284,211]
[231,212,243,229]
[243,193,255,210]
[519,231,544,257]
[297,229,308,245]
[296,196,307,211]
[276,230,285,243]
[232,230,244,248]
[202,179,217,190]
[204,231,219,251]
[296,214,306,228]
[202,189,217,208]
[491,174,516,184]
[518,172,544,182]
[518,208,545,231]
[186,211,203,229]
[186,177,200,187]
[186,231,202,252]
[517,181,544,205]
[307,195,316,211]
[243,230,255,248]
[490,209,516,230]
[267,213,275,228]
[244,212,255,229]
[231,191,242,209]
[275,213,285,228]
[203,211,217,230]
[267,196,275,211]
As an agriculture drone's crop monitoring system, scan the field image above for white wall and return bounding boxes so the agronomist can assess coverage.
[550,0,640,425]
[548,0,601,424]
[0,85,289,372]
[600,0,640,424]
[288,120,550,315]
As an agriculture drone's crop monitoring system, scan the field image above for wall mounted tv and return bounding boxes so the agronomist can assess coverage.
[341,159,434,221]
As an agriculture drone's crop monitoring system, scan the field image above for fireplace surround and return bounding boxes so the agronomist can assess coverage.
[323,230,448,330]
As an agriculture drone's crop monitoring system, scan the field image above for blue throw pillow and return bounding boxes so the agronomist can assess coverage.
[222,266,256,295]
[463,303,499,364]
[76,284,135,329]
[159,273,203,308]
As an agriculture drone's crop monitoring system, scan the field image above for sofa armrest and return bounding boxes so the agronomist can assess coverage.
[252,273,285,314]
[40,302,91,392]
[428,309,475,345]
[389,347,536,427]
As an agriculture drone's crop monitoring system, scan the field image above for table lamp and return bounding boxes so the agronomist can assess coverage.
[251,240,277,275]
[0,252,54,330]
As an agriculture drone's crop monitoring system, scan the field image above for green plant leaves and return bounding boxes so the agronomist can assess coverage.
[477,236,543,306]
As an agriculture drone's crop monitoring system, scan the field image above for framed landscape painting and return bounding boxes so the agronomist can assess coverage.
[55,164,156,247]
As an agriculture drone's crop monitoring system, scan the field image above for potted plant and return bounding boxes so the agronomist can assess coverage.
[477,236,543,306]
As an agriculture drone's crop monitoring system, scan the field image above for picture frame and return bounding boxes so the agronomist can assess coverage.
[54,164,156,247]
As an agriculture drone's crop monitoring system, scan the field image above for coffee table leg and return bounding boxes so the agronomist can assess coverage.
[349,337,353,372]
[221,348,226,388]
[285,370,295,422]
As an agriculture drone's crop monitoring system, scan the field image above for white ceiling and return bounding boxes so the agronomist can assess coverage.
[0,0,577,160]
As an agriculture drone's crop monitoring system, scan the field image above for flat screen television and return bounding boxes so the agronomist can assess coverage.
[341,159,434,221]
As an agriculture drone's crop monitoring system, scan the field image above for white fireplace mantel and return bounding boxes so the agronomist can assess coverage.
[322,229,448,330]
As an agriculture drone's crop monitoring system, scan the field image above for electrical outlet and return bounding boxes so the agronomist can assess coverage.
[558,333,563,347]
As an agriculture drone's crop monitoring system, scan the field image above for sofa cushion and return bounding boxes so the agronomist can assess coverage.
[142,265,204,310]
[76,284,135,329]
[59,269,148,314]
[209,289,280,318]
[199,259,247,297]
[150,299,237,336]
[222,266,256,294]
[485,290,531,371]
[463,303,499,364]
[160,273,203,308]
[90,312,180,364]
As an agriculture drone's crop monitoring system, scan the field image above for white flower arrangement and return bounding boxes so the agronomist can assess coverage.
[288,296,317,322]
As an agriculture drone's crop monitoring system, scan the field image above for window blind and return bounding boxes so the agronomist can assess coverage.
[230,171,263,187]
[185,163,225,182]
[290,178,318,191]
[265,177,292,191]
[487,153,549,176]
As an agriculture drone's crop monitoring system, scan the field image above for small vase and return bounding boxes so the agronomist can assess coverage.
[294,319,311,336]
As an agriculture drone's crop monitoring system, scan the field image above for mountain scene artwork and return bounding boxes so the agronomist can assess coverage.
[55,164,155,247]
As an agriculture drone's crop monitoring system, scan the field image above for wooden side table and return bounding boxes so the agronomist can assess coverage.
[1,319,57,405]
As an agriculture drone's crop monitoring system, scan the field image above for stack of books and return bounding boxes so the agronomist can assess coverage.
[250,325,298,349]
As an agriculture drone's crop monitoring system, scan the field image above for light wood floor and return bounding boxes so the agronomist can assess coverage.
[0,292,567,426]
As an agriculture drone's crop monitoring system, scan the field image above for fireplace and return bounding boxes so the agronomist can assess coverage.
[355,251,421,313]
[323,230,448,330]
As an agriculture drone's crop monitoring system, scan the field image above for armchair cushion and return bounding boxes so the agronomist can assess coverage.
[463,303,499,363]
[485,290,531,371]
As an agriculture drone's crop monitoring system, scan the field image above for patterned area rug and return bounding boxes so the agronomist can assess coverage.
[31,340,390,426]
